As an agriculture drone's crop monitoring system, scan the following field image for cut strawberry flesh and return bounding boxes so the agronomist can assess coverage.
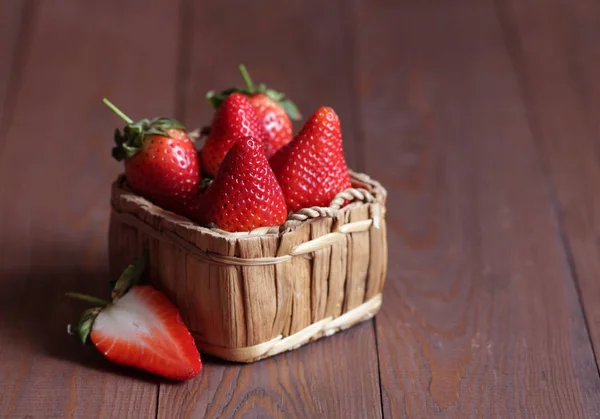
[90,286,201,380]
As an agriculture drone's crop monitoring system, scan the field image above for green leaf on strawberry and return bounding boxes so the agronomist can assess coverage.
[104,99,186,161]
[66,251,202,380]
[73,307,103,345]
[278,99,301,121]
[111,248,148,299]
[205,65,301,121]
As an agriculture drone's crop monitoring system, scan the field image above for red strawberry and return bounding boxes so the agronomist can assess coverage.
[248,94,292,158]
[200,93,265,178]
[104,99,201,214]
[191,136,288,232]
[67,253,201,381]
[269,106,352,212]
[206,65,301,158]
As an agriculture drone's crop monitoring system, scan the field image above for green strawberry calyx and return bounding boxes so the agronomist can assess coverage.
[65,251,148,344]
[103,98,186,161]
[198,177,213,191]
[205,65,302,121]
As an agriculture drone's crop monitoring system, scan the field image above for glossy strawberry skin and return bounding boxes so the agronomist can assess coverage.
[269,107,352,212]
[248,94,292,158]
[125,128,201,213]
[201,93,265,178]
[192,136,287,232]
[90,285,202,381]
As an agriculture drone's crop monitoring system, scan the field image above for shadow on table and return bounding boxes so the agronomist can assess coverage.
[0,263,163,384]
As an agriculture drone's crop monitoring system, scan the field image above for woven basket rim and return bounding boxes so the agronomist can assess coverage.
[111,169,387,240]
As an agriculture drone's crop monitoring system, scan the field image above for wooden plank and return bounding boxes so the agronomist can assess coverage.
[496,0,600,371]
[352,0,600,417]
[157,1,382,418]
[0,0,180,417]
[0,0,29,139]
[158,321,380,418]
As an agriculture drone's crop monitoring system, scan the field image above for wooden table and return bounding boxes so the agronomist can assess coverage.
[2,0,600,417]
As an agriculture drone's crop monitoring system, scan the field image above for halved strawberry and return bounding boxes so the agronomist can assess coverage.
[67,254,201,381]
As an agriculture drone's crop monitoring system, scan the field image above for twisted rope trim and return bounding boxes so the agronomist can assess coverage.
[194,293,382,363]
[112,209,375,266]
[111,170,387,266]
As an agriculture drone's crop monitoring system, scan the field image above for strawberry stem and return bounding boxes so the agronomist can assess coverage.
[238,64,254,91]
[102,98,134,124]
[65,292,109,306]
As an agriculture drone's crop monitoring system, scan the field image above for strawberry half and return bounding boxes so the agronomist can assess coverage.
[269,106,352,212]
[104,99,201,214]
[190,136,288,232]
[67,253,202,381]
[200,93,265,178]
[206,65,301,158]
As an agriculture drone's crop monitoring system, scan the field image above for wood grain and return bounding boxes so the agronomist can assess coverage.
[0,0,181,416]
[0,0,31,149]
[285,223,313,336]
[177,1,361,169]
[353,0,600,417]
[496,0,600,372]
[343,205,371,311]
[157,1,382,417]
[238,236,278,346]
[310,218,333,323]
[3,0,600,416]
[325,212,349,319]
[157,321,381,419]
[365,202,387,301]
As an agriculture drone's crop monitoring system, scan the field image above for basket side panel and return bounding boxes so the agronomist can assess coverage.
[188,232,245,348]
[365,203,388,299]
[217,265,246,347]
[156,240,190,321]
[344,205,371,311]
[272,241,293,337]
[310,217,333,323]
[324,212,348,318]
[144,236,162,287]
[187,257,244,348]
[287,222,312,335]
[238,236,278,346]
[274,222,312,337]
[108,212,142,280]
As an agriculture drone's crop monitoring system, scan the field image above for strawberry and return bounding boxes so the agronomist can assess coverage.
[67,253,202,381]
[269,106,352,212]
[200,93,265,178]
[247,94,292,158]
[206,65,301,158]
[104,98,201,214]
[191,136,288,232]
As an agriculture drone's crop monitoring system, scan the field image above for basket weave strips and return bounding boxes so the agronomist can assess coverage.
[108,170,388,362]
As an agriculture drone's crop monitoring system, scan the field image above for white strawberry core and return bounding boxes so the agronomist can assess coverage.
[93,290,162,352]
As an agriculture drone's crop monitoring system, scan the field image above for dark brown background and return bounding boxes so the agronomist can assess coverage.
[2,0,600,417]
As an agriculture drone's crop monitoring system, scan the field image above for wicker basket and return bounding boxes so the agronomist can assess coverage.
[108,171,388,363]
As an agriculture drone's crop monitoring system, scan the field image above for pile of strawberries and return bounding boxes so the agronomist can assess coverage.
[66,67,355,382]
[106,65,352,232]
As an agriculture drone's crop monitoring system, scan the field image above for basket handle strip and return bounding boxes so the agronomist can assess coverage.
[113,210,378,266]
[202,187,375,235]
[194,293,383,363]
[280,188,375,232]
[111,168,383,239]
[111,172,383,265]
